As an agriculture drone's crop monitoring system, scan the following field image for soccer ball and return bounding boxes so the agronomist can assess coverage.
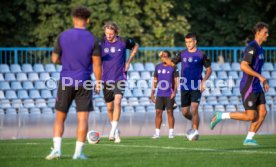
[87,130,100,144]
[185,129,199,141]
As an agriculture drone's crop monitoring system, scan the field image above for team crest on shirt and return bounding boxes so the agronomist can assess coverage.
[104,48,109,53]
[118,49,121,52]
[183,58,187,62]
[188,57,193,62]
[194,59,198,62]
[167,71,170,74]
[111,47,116,53]
[162,69,166,74]
[248,101,253,107]
[158,70,161,74]
[248,50,254,55]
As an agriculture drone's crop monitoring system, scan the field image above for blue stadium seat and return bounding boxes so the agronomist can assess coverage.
[124,88,133,97]
[11,99,22,108]
[266,96,273,104]
[5,108,17,115]
[232,87,240,96]
[47,98,56,108]
[203,105,213,112]
[34,81,46,89]
[0,99,11,109]
[220,63,231,71]
[5,73,16,81]
[202,89,210,97]
[210,89,221,96]
[221,89,232,96]
[271,71,276,79]
[30,108,41,115]
[139,97,150,105]
[124,106,134,112]
[235,79,241,87]
[11,81,22,90]
[231,62,240,71]
[22,81,34,90]
[0,73,4,81]
[263,62,274,71]
[135,106,146,113]
[5,90,17,99]
[127,63,134,72]
[121,98,128,106]
[22,64,33,73]
[226,105,236,112]
[56,65,62,72]
[206,96,218,105]
[269,79,276,87]
[36,99,47,108]
[51,72,60,80]
[128,97,139,106]
[132,88,144,97]
[41,107,54,115]
[28,72,39,81]
[94,98,105,107]
[45,64,56,72]
[217,71,228,79]
[267,88,275,96]
[218,96,229,105]
[143,88,152,97]
[137,80,148,90]
[0,81,10,90]
[69,107,77,114]
[39,72,51,81]
[16,72,28,81]
[23,99,35,108]
[145,62,155,72]
[10,64,21,73]
[211,63,221,71]
[140,71,151,80]
[0,109,4,115]
[0,90,5,99]
[215,105,225,112]
[228,71,239,79]
[0,64,10,73]
[237,104,245,112]
[41,89,53,99]
[262,71,270,78]
[146,105,155,112]
[129,71,140,80]
[33,64,45,73]
[133,62,145,71]
[19,108,29,115]
[229,96,240,105]
[29,90,41,99]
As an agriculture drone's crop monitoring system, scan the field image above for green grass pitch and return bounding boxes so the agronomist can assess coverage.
[1,135,276,167]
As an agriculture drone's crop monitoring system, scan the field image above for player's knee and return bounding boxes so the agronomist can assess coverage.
[107,106,113,112]
[166,110,173,116]
[246,114,255,121]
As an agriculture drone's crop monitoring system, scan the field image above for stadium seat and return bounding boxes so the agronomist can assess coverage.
[203,105,213,112]
[18,90,29,99]
[127,79,136,90]
[45,64,56,72]
[143,88,152,97]
[265,96,273,104]
[145,62,155,72]
[52,90,57,98]
[217,71,228,79]
[231,62,240,71]
[202,89,210,97]
[0,99,11,109]
[232,87,240,96]
[146,105,155,112]
[39,72,51,81]
[0,109,4,115]
[218,96,229,105]
[267,88,275,96]
[56,65,62,72]
[23,81,34,90]
[121,98,128,106]
[228,71,239,79]
[0,64,10,73]
[10,64,21,73]
[220,63,231,71]
[269,79,276,87]
[237,104,245,112]
[0,73,4,81]
[29,90,41,99]
[16,72,28,81]
[129,71,140,80]
[229,96,240,105]
[211,63,221,71]
[41,107,54,115]
[206,96,218,105]
[271,71,276,79]
[100,106,107,113]
[93,107,100,113]
[215,105,225,112]
[36,99,47,108]
[132,88,144,97]
[47,98,56,108]
[28,72,40,81]
[69,107,77,114]
[30,108,41,115]
[226,105,236,112]
[210,89,221,96]
[5,73,16,81]
[23,99,35,108]
[0,81,10,90]
[135,106,146,113]
[262,71,270,78]
[139,97,150,105]
[51,72,60,80]
[5,108,17,115]
[41,89,52,99]
[221,89,232,96]
[124,106,134,112]
[11,99,23,108]
[0,90,5,99]
[5,90,17,99]
[140,71,151,80]
[124,88,133,97]
[128,97,139,106]
[94,98,105,107]
[22,64,33,73]
[263,62,274,71]
[210,71,217,79]
[34,81,46,89]
[235,79,241,87]
[127,63,134,72]
[133,62,145,71]
[33,64,45,73]
[11,81,22,90]
[19,108,29,115]
[137,80,149,90]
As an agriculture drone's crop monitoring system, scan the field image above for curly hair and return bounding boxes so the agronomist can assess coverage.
[71,6,91,20]
[103,21,120,34]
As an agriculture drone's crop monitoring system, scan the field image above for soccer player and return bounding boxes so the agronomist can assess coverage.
[162,33,212,139]
[151,50,179,139]
[100,21,139,143]
[46,6,101,160]
[210,22,269,146]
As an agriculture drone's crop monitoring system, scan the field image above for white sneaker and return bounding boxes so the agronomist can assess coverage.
[109,130,115,141]
[152,134,160,139]
[114,129,121,143]
[73,153,88,160]
[168,134,174,139]
[45,149,61,160]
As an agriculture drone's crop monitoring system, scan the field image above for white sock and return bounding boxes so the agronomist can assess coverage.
[74,141,84,156]
[194,129,199,135]
[169,129,174,135]
[155,129,160,136]
[222,113,230,119]
[53,137,62,152]
[246,131,255,140]
[110,121,118,137]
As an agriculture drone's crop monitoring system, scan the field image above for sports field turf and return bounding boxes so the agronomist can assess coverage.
[1,135,276,167]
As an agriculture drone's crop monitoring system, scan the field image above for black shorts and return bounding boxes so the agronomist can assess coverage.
[181,90,201,107]
[55,83,93,112]
[155,96,175,110]
[103,81,126,103]
[241,91,266,110]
